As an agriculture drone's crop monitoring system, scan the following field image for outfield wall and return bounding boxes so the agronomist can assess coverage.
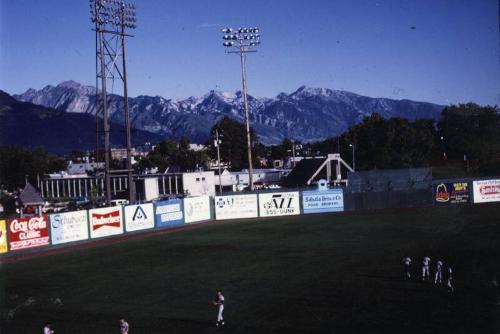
[1,176,499,258]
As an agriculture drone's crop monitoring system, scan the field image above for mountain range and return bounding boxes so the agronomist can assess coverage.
[14,81,445,145]
[0,90,162,155]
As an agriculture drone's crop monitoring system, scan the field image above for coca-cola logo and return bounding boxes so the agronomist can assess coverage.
[10,217,47,233]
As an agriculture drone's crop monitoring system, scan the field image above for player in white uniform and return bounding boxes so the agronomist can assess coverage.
[422,257,431,281]
[446,267,454,293]
[119,317,129,334]
[213,290,225,326]
[403,256,412,279]
[434,260,443,284]
[43,323,54,334]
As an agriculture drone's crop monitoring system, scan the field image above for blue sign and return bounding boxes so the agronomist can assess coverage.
[155,199,184,228]
[302,188,344,214]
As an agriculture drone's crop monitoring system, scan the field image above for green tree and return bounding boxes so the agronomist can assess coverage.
[0,145,66,191]
[208,117,260,171]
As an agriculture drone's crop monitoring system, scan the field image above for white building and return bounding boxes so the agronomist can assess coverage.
[182,171,215,197]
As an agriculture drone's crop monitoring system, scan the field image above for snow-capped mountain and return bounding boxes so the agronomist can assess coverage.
[14,81,444,144]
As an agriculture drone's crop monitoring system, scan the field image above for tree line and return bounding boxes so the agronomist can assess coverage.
[0,103,498,191]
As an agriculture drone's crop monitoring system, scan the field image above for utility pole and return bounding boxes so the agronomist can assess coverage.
[221,27,261,191]
[215,129,223,194]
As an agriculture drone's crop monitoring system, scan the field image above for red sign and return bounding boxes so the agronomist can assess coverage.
[91,210,121,231]
[8,216,50,251]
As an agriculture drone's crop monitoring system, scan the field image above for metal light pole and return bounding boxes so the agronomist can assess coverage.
[349,143,355,171]
[215,129,223,194]
[90,0,137,204]
[221,27,261,191]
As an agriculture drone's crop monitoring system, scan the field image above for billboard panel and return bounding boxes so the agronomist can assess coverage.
[473,179,500,203]
[215,194,258,220]
[124,203,155,232]
[89,207,124,239]
[0,220,7,254]
[50,210,89,245]
[155,199,184,228]
[184,196,211,223]
[258,192,300,217]
[302,189,344,214]
[8,216,50,251]
[434,182,471,205]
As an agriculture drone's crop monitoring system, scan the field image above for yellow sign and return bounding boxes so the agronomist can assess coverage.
[0,220,7,254]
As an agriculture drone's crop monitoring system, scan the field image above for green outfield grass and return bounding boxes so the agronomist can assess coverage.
[1,204,500,333]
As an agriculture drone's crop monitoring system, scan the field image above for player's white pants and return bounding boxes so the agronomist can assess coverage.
[217,305,224,322]
[434,270,442,284]
[422,266,429,280]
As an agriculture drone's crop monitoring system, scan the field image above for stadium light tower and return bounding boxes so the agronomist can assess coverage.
[90,0,137,205]
[221,27,261,191]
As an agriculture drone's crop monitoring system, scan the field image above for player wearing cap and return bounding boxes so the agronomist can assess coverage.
[403,256,412,279]
[434,260,443,284]
[213,290,225,327]
[119,317,129,334]
[422,257,431,281]
[43,322,54,334]
[446,267,454,293]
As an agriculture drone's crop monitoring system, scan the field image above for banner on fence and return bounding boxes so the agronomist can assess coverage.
[184,196,211,223]
[473,179,500,203]
[124,203,155,232]
[259,192,300,217]
[0,220,7,254]
[89,207,124,238]
[50,210,89,245]
[215,194,258,220]
[302,189,344,214]
[8,216,50,251]
[155,199,184,228]
[434,182,470,205]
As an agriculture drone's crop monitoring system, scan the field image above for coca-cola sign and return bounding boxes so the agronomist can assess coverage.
[8,216,50,251]
[89,207,124,239]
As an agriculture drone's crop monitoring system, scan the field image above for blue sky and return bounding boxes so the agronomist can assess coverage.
[0,0,498,105]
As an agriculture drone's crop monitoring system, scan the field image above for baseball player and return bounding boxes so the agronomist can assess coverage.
[213,290,225,327]
[422,257,431,281]
[434,260,443,284]
[446,267,454,293]
[119,317,129,334]
[403,256,412,279]
[43,322,54,334]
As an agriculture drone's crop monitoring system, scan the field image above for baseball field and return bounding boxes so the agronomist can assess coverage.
[1,204,500,333]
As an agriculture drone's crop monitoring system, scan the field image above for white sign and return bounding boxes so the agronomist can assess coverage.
[89,207,124,238]
[258,192,300,217]
[302,189,344,214]
[50,210,89,245]
[473,179,500,203]
[184,196,211,223]
[215,194,258,220]
[124,203,155,232]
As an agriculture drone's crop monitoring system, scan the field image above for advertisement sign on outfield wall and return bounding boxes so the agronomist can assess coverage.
[8,216,50,251]
[0,220,7,254]
[473,179,500,203]
[155,199,184,228]
[184,196,211,223]
[50,210,89,245]
[124,203,155,232]
[434,182,471,205]
[215,194,258,220]
[258,192,300,217]
[302,189,344,214]
[89,207,124,239]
